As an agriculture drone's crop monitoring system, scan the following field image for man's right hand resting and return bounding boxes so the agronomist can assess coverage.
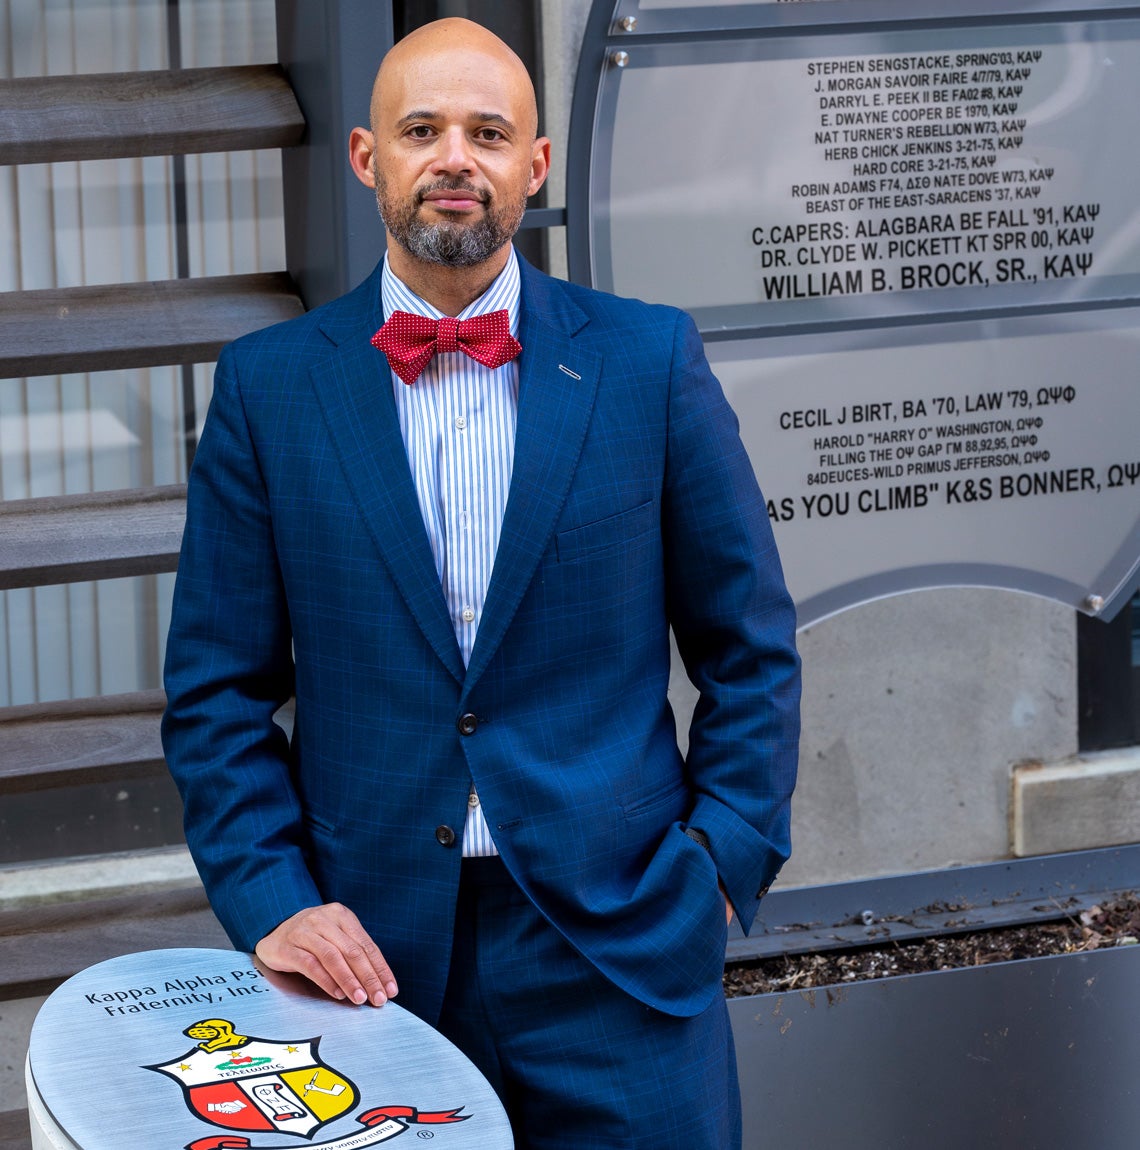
[255,902,399,1007]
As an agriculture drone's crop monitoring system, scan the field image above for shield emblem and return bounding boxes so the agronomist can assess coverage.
[149,1020,357,1140]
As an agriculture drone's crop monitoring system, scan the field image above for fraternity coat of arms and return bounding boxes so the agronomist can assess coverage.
[149,1019,468,1150]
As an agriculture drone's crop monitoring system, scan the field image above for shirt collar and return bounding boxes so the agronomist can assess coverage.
[381,247,521,337]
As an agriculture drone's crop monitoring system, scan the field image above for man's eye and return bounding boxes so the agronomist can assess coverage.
[407,125,433,139]
[477,128,504,142]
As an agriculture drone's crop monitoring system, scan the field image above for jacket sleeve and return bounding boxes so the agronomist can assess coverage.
[662,310,801,934]
[161,344,323,950]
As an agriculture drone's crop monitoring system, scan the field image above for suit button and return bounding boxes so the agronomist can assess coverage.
[435,825,456,847]
[457,713,478,736]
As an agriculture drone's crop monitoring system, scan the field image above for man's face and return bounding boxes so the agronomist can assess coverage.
[363,41,548,269]
[372,152,525,268]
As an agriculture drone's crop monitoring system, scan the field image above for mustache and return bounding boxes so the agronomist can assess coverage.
[415,178,490,205]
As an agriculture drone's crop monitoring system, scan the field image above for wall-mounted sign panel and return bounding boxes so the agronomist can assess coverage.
[608,0,1140,43]
[569,2,1140,623]
[709,309,1140,625]
[588,20,1140,333]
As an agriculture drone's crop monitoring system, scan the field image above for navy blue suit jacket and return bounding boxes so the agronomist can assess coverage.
[162,256,800,1023]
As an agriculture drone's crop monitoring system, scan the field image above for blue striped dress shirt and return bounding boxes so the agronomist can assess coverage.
[381,249,522,856]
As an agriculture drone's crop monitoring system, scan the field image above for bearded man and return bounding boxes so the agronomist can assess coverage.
[162,18,800,1149]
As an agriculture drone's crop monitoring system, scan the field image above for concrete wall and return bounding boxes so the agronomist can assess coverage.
[780,589,1076,884]
[669,589,1078,887]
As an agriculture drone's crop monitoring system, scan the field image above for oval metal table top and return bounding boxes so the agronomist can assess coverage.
[28,948,512,1150]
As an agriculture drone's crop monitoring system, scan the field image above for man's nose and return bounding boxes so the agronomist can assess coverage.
[431,127,476,174]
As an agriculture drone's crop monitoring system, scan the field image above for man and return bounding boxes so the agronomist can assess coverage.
[162,17,799,1149]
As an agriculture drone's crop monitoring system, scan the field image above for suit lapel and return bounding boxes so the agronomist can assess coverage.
[462,263,600,698]
[308,270,466,685]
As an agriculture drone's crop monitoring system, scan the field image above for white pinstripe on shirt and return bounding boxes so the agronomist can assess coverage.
[381,249,521,856]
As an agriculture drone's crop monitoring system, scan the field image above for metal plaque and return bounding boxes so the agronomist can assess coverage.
[570,3,1140,622]
[27,949,512,1150]
[610,0,1140,37]
[634,0,831,8]
[709,308,1140,625]
[591,20,1140,329]
[611,0,1140,38]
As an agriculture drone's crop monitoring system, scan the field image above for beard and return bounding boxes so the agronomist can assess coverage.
[374,166,527,268]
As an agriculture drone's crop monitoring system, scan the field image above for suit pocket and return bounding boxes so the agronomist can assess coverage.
[621,778,688,822]
[555,500,654,563]
[304,811,337,837]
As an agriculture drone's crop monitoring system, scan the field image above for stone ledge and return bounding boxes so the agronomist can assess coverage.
[0,1105,31,1150]
[0,847,199,912]
[1012,746,1140,857]
[0,887,229,1003]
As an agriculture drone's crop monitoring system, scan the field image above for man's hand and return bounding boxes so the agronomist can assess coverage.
[255,903,398,1007]
[720,880,733,926]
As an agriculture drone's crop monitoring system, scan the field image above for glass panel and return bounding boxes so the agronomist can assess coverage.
[0,0,284,705]
[3,0,169,79]
[0,367,206,501]
[0,574,173,707]
[708,309,1140,625]
[4,152,284,292]
[0,0,277,79]
[592,20,1140,329]
[612,0,1140,35]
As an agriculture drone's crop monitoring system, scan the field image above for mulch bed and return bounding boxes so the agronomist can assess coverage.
[723,892,1140,997]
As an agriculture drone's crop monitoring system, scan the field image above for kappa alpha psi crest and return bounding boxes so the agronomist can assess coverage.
[149,1018,469,1150]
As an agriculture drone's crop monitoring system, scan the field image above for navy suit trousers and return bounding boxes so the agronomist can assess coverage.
[437,858,742,1149]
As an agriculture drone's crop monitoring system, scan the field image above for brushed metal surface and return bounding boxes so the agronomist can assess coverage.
[28,948,512,1150]
[731,946,1140,1149]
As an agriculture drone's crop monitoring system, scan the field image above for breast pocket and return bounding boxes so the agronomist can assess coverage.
[555,500,655,563]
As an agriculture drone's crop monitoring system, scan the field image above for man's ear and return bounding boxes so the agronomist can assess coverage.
[348,127,377,188]
[528,136,551,198]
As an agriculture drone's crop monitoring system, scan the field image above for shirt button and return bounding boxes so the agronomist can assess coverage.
[435,825,456,847]
[461,606,475,623]
[454,415,467,430]
[457,713,478,736]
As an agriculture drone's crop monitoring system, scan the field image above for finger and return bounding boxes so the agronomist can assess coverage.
[256,906,397,1006]
[718,881,733,926]
[303,911,398,1006]
[255,931,348,1002]
[303,928,376,1006]
[325,914,399,1006]
[294,914,388,1006]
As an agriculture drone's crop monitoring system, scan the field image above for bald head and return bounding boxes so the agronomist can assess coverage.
[347,17,550,311]
[372,19,539,142]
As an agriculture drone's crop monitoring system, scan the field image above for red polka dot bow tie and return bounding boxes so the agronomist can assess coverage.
[372,309,522,385]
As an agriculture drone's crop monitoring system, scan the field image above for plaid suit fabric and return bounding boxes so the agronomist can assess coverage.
[162,255,800,1028]
[440,857,741,1149]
